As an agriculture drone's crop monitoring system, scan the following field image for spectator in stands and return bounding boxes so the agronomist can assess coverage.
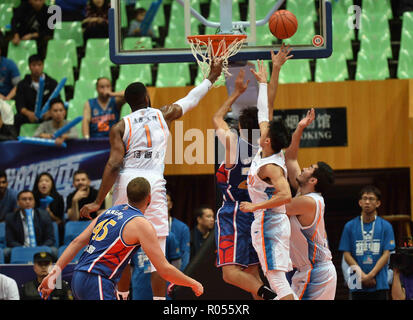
[128,8,155,38]
[82,77,125,139]
[5,190,57,262]
[339,185,396,300]
[167,191,190,271]
[14,54,58,135]
[10,0,54,57]
[56,0,88,21]
[0,100,18,141]
[190,205,215,260]
[0,47,20,101]
[0,273,20,300]
[82,0,111,42]
[32,173,65,240]
[0,170,17,222]
[66,169,105,221]
[33,98,78,146]
[20,251,73,300]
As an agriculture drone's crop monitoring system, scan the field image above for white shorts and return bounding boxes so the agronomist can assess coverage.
[149,236,167,272]
[251,211,292,274]
[292,261,337,300]
[113,170,169,237]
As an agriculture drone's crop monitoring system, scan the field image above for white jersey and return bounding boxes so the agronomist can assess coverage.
[289,192,332,270]
[247,149,288,218]
[113,107,170,237]
[121,107,169,173]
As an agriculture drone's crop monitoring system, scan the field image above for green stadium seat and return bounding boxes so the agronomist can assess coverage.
[283,15,315,45]
[121,105,132,119]
[358,13,390,39]
[123,37,153,50]
[3,0,21,7]
[333,32,353,60]
[333,14,356,42]
[7,40,37,63]
[78,57,112,81]
[164,35,187,49]
[117,64,152,88]
[279,59,311,84]
[331,0,353,18]
[8,100,17,115]
[135,0,166,27]
[397,49,413,79]
[355,51,389,81]
[46,39,78,68]
[84,38,113,63]
[73,79,98,102]
[20,123,39,137]
[359,33,392,59]
[209,0,241,21]
[400,12,413,52]
[168,14,200,37]
[15,59,30,77]
[286,0,317,22]
[0,4,13,28]
[54,21,83,48]
[155,63,190,87]
[44,57,75,86]
[315,53,348,82]
[362,0,392,20]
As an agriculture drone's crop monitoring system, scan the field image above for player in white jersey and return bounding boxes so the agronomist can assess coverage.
[239,59,296,300]
[79,59,223,300]
[283,108,337,300]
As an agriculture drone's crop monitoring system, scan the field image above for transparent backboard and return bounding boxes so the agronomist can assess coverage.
[109,0,333,64]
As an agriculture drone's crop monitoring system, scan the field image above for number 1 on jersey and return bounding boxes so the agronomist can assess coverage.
[144,125,152,148]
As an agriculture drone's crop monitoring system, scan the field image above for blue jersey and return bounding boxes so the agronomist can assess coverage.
[216,136,259,203]
[75,204,143,283]
[339,216,395,292]
[0,57,20,96]
[89,97,119,137]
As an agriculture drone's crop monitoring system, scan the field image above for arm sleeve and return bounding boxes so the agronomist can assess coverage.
[174,79,212,115]
[257,83,269,124]
[180,225,191,271]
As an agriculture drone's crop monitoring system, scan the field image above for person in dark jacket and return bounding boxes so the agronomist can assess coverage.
[5,190,57,262]
[14,54,58,134]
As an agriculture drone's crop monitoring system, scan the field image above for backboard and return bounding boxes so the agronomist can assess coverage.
[109,0,333,64]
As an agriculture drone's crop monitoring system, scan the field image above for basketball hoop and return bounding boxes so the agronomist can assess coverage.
[187,34,247,86]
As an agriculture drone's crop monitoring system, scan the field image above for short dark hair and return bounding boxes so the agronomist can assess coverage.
[238,107,259,143]
[195,205,211,220]
[28,54,44,65]
[135,7,147,16]
[96,77,111,87]
[124,82,147,109]
[17,190,34,200]
[0,170,7,180]
[73,169,89,181]
[312,161,334,194]
[268,119,292,153]
[359,185,381,200]
[50,98,65,109]
[127,177,151,204]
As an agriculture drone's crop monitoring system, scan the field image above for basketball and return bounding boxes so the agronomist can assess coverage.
[269,10,298,39]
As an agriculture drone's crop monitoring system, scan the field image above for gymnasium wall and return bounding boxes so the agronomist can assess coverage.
[150,79,413,219]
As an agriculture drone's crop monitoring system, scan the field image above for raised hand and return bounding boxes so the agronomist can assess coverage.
[271,43,293,68]
[250,60,268,84]
[234,69,250,95]
[207,58,224,83]
[298,108,315,129]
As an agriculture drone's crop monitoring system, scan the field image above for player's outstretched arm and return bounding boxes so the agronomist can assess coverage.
[213,69,249,167]
[284,108,315,191]
[240,164,291,212]
[38,218,97,299]
[126,218,203,296]
[250,60,270,136]
[160,58,224,128]
[268,44,293,121]
[80,121,125,219]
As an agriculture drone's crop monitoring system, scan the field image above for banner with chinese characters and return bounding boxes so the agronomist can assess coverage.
[274,107,348,147]
[0,139,110,203]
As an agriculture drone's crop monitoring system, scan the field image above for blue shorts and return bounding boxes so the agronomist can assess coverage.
[71,270,117,300]
[215,201,259,268]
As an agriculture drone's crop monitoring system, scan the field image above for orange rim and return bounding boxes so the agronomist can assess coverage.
[187,34,247,56]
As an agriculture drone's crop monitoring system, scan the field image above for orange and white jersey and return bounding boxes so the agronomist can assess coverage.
[247,149,288,218]
[121,107,169,174]
[289,192,332,270]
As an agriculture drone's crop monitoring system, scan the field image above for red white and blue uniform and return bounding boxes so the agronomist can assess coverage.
[71,204,144,300]
[215,136,259,268]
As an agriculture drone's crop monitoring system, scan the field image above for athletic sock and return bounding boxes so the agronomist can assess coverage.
[257,285,277,300]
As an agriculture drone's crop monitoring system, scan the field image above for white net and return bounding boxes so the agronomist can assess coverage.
[188,36,246,87]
